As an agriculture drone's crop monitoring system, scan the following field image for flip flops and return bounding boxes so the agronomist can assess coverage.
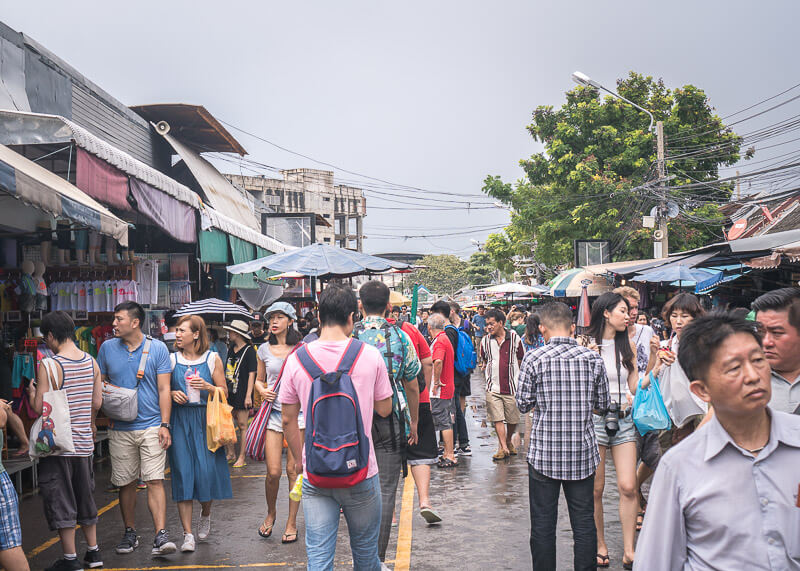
[281,532,298,544]
[596,553,610,568]
[437,458,457,468]
[419,507,442,524]
[258,521,274,538]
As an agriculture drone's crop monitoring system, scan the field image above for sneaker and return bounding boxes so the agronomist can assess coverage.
[151,529,177,557]
[458,445,472,456]
[197,515,211,541]
[180,533,196,553]
[137,479,147,490]
[115,528,139,554]
[44,558,82,571]
[83,549,104,569]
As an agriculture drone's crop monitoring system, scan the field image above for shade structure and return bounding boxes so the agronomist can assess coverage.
[226,243,411,279]
[174,298,253,321]
[576,285,591,329]
[550,269,614,297]
[389,291,411,305]
[478,282,539,295]
[632,265,716,284]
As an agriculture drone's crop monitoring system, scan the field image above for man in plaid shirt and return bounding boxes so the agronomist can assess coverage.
[516,302,610,571]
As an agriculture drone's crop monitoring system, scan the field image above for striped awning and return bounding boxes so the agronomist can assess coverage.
[0,143,128,246]
[174,298,253,320]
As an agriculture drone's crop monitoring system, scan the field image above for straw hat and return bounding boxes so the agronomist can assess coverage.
[223,319,252,340]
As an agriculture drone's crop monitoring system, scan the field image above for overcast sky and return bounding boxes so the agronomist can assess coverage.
[2,2,799,256]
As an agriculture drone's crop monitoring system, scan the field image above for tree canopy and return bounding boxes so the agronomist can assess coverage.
[413,254,469,295]
[483,72,742,270]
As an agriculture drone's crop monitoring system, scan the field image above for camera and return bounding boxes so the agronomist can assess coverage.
[603,401,620,436]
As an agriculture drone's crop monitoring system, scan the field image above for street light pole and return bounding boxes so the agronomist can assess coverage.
[572,71,668,257]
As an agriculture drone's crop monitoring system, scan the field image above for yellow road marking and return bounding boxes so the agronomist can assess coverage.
[27,469,170,560]
[394,475,415,571]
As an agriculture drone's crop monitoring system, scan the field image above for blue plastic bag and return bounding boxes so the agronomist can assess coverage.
[632,372,672,435]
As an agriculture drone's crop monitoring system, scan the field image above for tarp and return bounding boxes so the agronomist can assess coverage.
[0,144,128,246]
[550,268,614,298]
[75,148,132,211]
[129,178,196,243]
[229,236,258,290]
[199,229,228,264]
[161,130,260,230]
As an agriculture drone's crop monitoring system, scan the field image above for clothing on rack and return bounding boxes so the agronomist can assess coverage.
[135,259,159,305]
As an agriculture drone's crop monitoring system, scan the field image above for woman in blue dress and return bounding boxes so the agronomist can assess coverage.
[169,315,232,553]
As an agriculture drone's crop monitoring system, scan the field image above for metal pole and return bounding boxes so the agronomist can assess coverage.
[656,121,668,258]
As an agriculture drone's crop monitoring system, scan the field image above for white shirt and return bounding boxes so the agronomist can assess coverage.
[635,409,800,570]
[598,338,631,403]
[136,260,159,305]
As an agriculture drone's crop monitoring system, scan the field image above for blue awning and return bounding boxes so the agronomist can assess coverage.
[695,270,750,294]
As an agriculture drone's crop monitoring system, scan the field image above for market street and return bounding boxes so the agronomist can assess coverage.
[20,371,627,571]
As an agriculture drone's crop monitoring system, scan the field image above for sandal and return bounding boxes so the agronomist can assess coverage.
[233,461,247,468]
[281,532,298,544]
[258,520,274,538]
[623,558,634,570]
[596,553,610,568]
[636,511,645,531]
[437,458,457,468]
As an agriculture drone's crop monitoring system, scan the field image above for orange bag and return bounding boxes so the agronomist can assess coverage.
[207,387,237,452]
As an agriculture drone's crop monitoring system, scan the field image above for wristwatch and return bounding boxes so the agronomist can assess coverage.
[160,422,171,430]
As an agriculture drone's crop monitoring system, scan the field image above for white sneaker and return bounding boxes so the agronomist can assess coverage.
[197,516,211,541]
[180,533,195,553]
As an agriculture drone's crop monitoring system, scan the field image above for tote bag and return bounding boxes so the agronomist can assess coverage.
[633,373,672,435]
[207,387,236,453]
[658,339,708,428]
[29,358,75,458]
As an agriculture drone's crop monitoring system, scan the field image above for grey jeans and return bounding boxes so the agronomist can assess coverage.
[373,415,404,561]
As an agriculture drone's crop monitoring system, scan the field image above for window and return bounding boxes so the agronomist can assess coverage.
[335,217,343,235]
[348,217,357,235]
[349,239,358,250]
[323,213,331,219]
[323,197,331,202]
[323,237,331,243]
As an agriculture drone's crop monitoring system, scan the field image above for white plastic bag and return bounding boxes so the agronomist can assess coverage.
[29,358,75,458]
[658,342,707,428]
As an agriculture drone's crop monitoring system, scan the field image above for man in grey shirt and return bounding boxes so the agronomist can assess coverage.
[636,312,800,570]
[752,288,800,414]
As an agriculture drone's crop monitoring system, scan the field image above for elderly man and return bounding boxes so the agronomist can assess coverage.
[636,312,800,570]
[752,288,800,414]
[427,313,457,467]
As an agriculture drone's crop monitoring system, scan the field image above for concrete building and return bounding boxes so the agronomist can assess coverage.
[227,169,366,251]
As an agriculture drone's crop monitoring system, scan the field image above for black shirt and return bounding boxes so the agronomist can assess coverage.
[226,344,258,407]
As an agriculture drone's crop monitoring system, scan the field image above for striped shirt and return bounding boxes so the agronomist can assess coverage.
[53,353,96,456]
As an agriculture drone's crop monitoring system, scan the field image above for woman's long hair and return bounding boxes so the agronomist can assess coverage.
[525,313,541,346]
[587,292,635,375]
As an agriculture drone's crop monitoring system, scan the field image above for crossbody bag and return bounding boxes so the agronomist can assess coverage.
[101,337,152,422]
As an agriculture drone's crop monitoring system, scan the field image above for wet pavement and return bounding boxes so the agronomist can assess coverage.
[20,370,628,570]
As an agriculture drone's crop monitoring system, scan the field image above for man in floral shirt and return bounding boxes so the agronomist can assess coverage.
[355,281,420,564]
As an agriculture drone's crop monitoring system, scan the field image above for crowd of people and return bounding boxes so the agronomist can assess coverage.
[0,282,798,570]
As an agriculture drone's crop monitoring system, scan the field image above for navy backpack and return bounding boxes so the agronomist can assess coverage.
[297,339,371,488]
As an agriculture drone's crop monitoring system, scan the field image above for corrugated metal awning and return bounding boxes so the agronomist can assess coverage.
[0,109,202,210]
[201,207,289,254]
[0,143,128,246]
[160,130,260,231]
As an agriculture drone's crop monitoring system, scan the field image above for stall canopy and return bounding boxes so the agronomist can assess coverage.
[160,130,260,231]
[227,243,411,279]
[201,208,289,254]
[0,143,128,246]
[550,268,614,297]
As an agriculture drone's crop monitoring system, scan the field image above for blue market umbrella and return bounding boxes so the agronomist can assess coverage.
[226,243,412,280]
[632,265,716,286]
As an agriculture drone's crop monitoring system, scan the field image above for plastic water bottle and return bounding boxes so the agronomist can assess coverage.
[289,474,303,502]
[186,368,201,403]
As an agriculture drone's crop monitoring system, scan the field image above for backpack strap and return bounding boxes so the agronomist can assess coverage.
[336,339,364,374]
[136,336,152,381]
[296,345,324,381]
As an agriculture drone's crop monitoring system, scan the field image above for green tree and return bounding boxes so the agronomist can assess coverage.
[465,251,496,286]
[484,72,742,268]
[413,254,469,295]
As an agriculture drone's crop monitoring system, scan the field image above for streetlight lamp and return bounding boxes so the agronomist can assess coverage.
[571,70,668,257]
[571,71,654,132]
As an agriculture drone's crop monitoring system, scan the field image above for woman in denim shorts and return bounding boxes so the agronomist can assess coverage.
[584,293,639,569]
[0,402,29,570]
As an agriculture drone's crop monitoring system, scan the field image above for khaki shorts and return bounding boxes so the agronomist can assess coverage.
[486,392,520,424]
[109,426,166,486]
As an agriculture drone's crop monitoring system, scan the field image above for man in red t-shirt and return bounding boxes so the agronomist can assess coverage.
[428,313,457,467]
[388,315,441,523]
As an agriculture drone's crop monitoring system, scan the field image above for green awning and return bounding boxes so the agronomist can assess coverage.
[229,236,258,290]
[199,229,229,264]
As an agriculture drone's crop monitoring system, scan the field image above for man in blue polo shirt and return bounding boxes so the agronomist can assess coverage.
[98,301,176,558]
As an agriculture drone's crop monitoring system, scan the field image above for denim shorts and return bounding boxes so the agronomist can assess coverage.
[267,409,305,433]
[593,413,638,448]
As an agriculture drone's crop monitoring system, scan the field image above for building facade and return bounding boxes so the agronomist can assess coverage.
[227,169,366,251]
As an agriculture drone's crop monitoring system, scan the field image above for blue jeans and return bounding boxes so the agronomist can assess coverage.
[302,475,382,571]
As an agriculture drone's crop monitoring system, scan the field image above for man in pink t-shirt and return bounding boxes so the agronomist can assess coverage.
[279,284,392,570]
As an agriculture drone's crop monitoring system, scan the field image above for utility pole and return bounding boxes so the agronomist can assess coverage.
[736,170,741,201]
[656,120,668,258]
